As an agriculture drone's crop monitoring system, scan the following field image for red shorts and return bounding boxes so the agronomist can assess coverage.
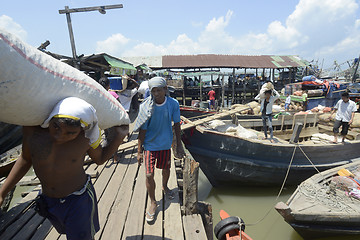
[144,149,171,174]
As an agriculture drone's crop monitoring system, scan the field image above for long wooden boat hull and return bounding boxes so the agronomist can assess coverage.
[0,122,22,155]
[0,144,21,177]
[183,127,360,186]
[275,161,360,239]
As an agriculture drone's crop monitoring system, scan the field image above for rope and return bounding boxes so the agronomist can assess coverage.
[247,145,297,226]
[246,141,342,226]
[297,144,321,174]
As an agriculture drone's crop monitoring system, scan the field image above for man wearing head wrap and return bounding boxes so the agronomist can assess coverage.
[135,77,185,223]
[0,97,129,239]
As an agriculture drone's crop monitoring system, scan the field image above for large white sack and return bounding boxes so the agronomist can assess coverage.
[236,124,258,139]
[138,80,149,95]
[0,29,130,129]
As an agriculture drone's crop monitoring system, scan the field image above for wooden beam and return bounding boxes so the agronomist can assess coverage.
[183,214,208,240]
[59,4,123,14]
[183,155,199,215]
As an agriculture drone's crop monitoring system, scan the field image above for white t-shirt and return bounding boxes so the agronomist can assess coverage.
[285,95,291,104]
[119,88,138,112]
[334,99,357,122]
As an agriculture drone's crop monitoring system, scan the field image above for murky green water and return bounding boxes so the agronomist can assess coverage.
[198,170,356,240]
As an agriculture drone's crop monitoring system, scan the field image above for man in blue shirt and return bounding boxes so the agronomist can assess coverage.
[135,77,185,223]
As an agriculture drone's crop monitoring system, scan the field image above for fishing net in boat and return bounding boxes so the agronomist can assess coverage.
[298,181,360,213]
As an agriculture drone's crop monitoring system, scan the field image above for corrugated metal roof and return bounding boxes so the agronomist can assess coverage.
[159,54,308,69]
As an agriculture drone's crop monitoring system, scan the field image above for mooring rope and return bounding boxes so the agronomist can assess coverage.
[247,145,297,226]
[246,142,358,227]
[297,144,321,174]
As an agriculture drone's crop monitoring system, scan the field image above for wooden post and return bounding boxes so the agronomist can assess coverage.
[64,6,78,69]
[262,68,265,81]
[256,68,260,92]
[243,68,247,103]
[272,68,275,82]
[221,74,225,108]
[182,75,186,106]
[183,155,199,215]
[232,68,235,104]
[199,75,202,102]
[198,201,213,240]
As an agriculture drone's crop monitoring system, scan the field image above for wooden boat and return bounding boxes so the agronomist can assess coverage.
[0,122,22,155]
[0,144,21,178]
[214,210,253,240]
[275,162,360,239]
[180,106,216,119]
[182,113,360,186]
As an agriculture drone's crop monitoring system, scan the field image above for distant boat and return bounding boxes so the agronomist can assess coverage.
[0,122,22,155]
[0,144,21,178]
[275,161,360,239]
[182,114,360,186]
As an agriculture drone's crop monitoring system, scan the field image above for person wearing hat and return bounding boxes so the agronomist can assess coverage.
[0,97,129,239]
[134,77,185,223]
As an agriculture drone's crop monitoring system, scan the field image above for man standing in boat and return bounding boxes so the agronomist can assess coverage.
[329,92,357,143]
[255,88,280,143]
[134,77,185,223]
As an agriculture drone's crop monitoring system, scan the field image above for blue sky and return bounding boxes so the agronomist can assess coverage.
[1,0,360,69]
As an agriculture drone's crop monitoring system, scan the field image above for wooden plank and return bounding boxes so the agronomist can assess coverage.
[121,164,147,240]
[0,208,37,240]
[99,155,139,239]
[0,189,40,234]
[164,157,185,240]
[319,124,360,140]
[143,168,164,240]
[11,213,45,240]
[183,156,199,215]
[95,150,135,239]
[276,127,319,140]
[95,155,131,238]
[182,214,208,240]
[30,219,53,240]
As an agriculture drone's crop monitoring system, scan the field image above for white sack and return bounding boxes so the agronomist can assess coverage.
[208,120,226,129]
[0,29,130,129]
[138,81,149,95]
[236,124,258,139]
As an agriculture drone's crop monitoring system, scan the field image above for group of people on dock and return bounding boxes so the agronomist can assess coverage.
[0,76,184,239]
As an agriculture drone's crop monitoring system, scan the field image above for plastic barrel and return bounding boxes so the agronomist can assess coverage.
[302,75,315,81]
[108,77,123,91]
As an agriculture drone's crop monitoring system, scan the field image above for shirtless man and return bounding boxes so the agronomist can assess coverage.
[0,97,129,239]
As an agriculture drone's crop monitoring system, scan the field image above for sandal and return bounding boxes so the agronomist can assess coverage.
[145,204,158,223]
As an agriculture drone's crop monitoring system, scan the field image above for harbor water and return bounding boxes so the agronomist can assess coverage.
[198,169,356,240]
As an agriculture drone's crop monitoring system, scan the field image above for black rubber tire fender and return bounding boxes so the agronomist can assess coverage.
[214,216,239,238]
[217,223,241,240]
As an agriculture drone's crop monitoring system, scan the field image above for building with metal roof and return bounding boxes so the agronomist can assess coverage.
[122,54,309,70]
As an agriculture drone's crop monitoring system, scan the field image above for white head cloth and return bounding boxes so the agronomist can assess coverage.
[41,97,101,149]
[133,77,168,132]
[148,77,167,91]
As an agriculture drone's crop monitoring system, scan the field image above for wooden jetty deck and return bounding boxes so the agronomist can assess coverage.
[0,131,209,239]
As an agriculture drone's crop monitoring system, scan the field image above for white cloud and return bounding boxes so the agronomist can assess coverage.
[0,15,27,40]
[96,33,130,55]
[98,0,360,68]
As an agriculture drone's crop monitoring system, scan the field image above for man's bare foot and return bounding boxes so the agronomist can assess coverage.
[270,139,275,143]
[146,201,158,223]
